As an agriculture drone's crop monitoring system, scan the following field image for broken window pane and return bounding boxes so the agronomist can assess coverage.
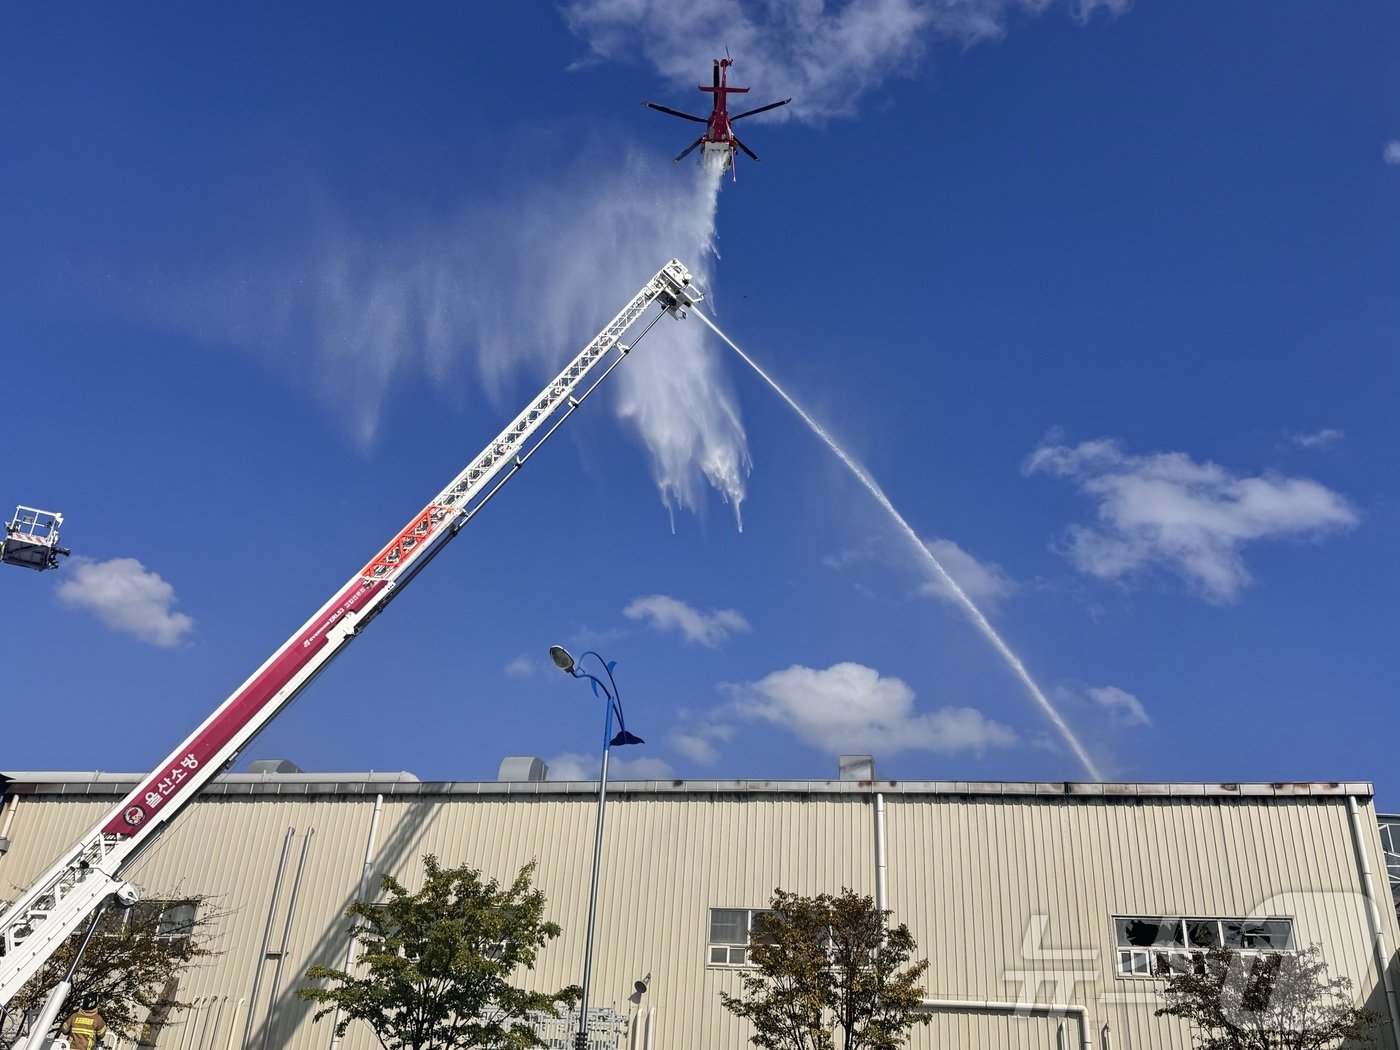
[1117,917,1183,948]
[1186,920,1220,948]
[1114,915,1293,978]
[1220,919,1292,949]
[1241,919,1292,950]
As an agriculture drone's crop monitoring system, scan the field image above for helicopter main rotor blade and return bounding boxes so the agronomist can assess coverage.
[642,101,707,123]
[732,136,760,162]
[732,98,792,122]
[674,136,706,162]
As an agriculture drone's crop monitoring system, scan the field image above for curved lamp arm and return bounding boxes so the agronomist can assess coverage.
[548,647,642,746]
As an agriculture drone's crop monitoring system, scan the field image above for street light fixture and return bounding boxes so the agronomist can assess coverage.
[548,646,643,1050]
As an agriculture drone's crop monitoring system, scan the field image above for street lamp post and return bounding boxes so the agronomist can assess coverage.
[548,646,643,1050]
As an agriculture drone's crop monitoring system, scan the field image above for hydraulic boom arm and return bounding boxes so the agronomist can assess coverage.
[0,260,701,1008]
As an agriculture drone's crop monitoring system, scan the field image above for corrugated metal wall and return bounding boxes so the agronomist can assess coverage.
[2,784,1396,1050]
[886,792,1400,1049]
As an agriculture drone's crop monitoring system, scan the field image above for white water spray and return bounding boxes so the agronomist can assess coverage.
[691,307,1103,782]
[613,163,750,527]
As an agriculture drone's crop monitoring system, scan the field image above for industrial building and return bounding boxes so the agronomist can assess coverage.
[1,762,1397,1050]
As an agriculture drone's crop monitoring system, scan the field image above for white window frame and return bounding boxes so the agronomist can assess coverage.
[708,908,771,967]
[1378,816,1400,926]
[1111,915,1294,980]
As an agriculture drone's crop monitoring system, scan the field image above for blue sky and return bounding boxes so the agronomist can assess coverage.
[3,2,1398,800]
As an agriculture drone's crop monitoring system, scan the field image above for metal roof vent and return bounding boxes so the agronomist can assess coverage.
[246,759,304,775]
[839,755,875,781]
[498,756,549,782]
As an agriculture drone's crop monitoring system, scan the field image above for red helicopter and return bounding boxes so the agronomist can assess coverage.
[642,58,791,178]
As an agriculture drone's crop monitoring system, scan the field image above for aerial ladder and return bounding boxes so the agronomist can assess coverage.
[0,260,702,1012]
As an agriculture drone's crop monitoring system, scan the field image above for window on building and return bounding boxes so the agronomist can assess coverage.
[154,901,198,941]
[1221,919,1292,951]
[100,900,199,943]
[1378,815,1400,927]
[708,908,771,966]
[1113,916,1293,979]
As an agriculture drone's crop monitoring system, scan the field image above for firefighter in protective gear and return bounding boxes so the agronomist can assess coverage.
[60,993,107,1050]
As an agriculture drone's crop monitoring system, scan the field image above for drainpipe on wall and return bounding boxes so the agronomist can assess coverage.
[873,792,887,917]
[1346,795,1400,1041]
[919,999,1092,1050]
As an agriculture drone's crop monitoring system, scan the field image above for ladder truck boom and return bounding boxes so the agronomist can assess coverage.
[0,260,701,1008]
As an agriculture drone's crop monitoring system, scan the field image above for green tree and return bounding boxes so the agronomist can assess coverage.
[298,856,577,1050]
[1,895,219,1048]
[719,888,930,1050]
[1155,943,1381,1049]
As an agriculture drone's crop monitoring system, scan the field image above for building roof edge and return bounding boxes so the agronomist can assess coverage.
[0,773,1375,801]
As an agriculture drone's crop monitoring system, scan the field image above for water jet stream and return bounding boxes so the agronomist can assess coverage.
[691,307,1103,782]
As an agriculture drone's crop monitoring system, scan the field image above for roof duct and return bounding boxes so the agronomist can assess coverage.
[246,759,304,775]
[498,756,549,782]
[839,755,875,781]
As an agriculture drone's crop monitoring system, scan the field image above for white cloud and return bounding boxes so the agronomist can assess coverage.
[1385,141,1400,165]
[1075,0,1133,16]
[563,0,1130,121]
[726,662,1016,755]
[504,655,537,679]
[1024,438,1357,603]
[157,150,749,525]
[919,538,1016,610]
[56,557,194,647]
[544,753,594,781]
[623,594,749,647]
[1086,685,1150,727]
[546,751,675,780]
[669,723,735,765]
[670,733,719,764]
[1290,428,1344,449]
